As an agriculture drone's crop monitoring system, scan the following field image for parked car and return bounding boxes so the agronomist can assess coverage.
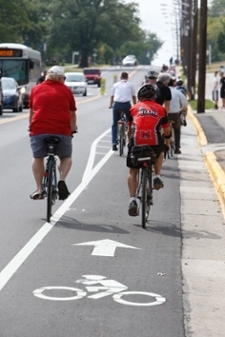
[1,77,23,112]
[83,68,101,87]
[65,72,87,96]
[122,55,138,67]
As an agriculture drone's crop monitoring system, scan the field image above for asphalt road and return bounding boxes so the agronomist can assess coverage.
[0,66,184,337]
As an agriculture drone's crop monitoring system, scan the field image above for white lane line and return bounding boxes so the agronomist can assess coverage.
[0,132,114,292]
[82,128,111,182]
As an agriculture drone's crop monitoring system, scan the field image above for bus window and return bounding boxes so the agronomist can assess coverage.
[0,59,28,85]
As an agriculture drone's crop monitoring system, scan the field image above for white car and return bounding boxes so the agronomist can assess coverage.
[122,55,137,67]
[65,72,87,96]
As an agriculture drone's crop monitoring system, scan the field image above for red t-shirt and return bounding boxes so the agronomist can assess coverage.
[29,80,76,136]
[129,100,169,146]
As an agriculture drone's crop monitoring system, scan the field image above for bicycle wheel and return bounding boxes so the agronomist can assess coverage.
[146,167,152,221]
[170,127,175,157]
[141,167,147,229]
[47,157,54,222]
[119,124,124,156]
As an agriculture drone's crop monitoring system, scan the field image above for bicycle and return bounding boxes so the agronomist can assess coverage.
[117,109,127,156]
[42,136,60,222]
[131,145,156,229]
[164,120,175,159]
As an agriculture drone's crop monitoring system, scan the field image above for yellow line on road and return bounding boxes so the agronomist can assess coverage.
[0,67,140,126]
[0,94,102,126]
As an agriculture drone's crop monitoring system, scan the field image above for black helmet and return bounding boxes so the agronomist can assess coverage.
[147,70,158,79]
[176,79,183,86]
[137,84,156,100]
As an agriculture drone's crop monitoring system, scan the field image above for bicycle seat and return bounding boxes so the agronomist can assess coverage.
[44,136,60,145]
[44,137,60,155]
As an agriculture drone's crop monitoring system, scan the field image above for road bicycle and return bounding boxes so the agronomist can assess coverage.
[117,110,127,156]
[131,145,156,229]
[42,136,60,222]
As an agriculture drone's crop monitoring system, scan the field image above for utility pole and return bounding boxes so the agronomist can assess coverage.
[197,0,208,113]
[187,0,198,100]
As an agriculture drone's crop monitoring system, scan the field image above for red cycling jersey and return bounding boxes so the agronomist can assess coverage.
[128,100,169,146]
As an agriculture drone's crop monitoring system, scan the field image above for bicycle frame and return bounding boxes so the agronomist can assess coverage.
[136,163,153,229]
[117,110,127,156]
[165,120,175,159]
[132,145,155,229]
[42,137,60,222]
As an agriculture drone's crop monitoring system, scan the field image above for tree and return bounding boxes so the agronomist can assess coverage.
[208,0,225,17]
[47,0,150,67]
[217,26,225,54]
[0,0,30,42]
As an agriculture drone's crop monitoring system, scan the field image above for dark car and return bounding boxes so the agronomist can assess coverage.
[83,68,101,87]
[1,77,23,112]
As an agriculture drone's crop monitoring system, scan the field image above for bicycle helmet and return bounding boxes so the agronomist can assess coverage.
[137,84,156,100]
[176,79,183,86]
[147,70,158,79]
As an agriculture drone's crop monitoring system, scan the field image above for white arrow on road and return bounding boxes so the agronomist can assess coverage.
[73,239,141,257]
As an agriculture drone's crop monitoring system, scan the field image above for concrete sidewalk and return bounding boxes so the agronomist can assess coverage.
[178,111,225,336]
[189,71,225,210]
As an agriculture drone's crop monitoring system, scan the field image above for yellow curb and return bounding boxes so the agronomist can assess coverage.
[205,152,225,208]
[187,105,207,146]
[188,105,225,214]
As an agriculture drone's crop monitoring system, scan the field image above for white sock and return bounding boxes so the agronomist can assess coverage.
[130,197,136,202]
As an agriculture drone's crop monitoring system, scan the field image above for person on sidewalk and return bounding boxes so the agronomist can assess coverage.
[126,84,171,216]
[109,72,136,151]
[176,78,188,126]
[212,71,220,109]
[220,72,225,108]
[29,66,77,200]
[168,78,188,154]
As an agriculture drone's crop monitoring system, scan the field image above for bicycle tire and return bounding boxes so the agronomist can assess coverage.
[146,167,152,221]
[119,124,124,156]
[141,167,147,229]
[47,157,54,222]
[170,127,175,158]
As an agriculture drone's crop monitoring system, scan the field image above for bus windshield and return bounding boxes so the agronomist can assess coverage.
[0,59,28,85]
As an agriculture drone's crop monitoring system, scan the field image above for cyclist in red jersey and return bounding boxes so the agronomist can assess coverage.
[29,66,77,201]
[126,84,171,216]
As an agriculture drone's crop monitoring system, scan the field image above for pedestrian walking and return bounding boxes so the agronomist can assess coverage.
[212,71,219,109]
[220,72,225,108]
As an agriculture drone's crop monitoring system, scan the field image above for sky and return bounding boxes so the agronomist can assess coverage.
[123,0,213,67]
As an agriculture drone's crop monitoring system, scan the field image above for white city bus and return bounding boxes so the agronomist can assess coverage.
[0,43,42,108]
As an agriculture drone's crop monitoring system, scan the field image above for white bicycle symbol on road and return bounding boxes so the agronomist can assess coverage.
[33,275,166,307]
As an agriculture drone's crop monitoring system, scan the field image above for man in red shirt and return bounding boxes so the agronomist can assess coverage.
[127,84,171,216]
[29,65,77,200]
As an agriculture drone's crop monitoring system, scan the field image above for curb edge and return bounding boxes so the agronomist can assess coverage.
[187,105,225,211]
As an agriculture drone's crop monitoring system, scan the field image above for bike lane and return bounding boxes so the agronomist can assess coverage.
[0,133,184,336]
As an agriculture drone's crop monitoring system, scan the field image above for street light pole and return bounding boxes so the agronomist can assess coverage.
[197,0,208,113]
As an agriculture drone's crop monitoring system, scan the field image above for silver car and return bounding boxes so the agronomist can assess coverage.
[122,55,137,67]
[65,72,87,96]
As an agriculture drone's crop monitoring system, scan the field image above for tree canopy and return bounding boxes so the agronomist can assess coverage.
[0,0,163,67]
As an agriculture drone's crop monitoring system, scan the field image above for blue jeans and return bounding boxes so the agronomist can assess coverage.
[112,101,131,145]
